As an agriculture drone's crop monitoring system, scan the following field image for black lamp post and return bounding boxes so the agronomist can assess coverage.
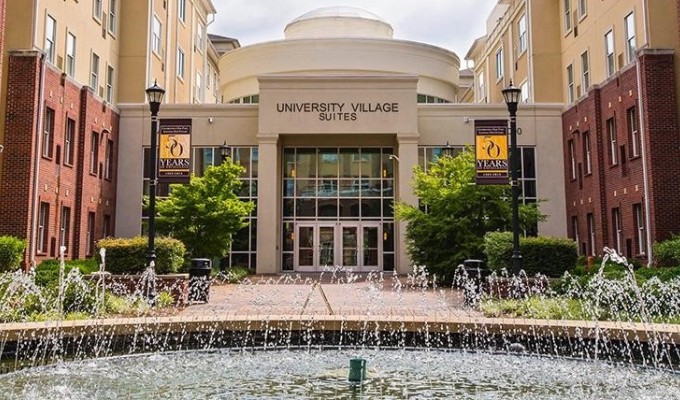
[145,81,165,277]
[219,140,230,162]
[502,81,523,273]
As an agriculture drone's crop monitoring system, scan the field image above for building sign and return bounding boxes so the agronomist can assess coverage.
[276,102,399,122]
[475,119,508,185]
[159,119,192,183]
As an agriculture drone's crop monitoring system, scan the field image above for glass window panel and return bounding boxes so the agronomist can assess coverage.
[236,147,251,177]
[362,148,381,178]
[237,180,250,197]
[382,152,394,178]
[231,226,249,251]
[339,199,360,217]
[296,148,317,178]
[361,180,382,197]
[361,199,381,217]
[318,179,338,197]
[382,179,394,197]
[282,253,294,271]
[383,253,394,271]
[251,148,258,178]
[296,199,316,217]
[522,148,536,178]
[284,149,295,178]
[251,179,258,197]
[283,179,295,197]
[231,253,249,268]
[383,199,394,218]
[339,148,360,178]
[318,149,336,178]
[296,180,316,197]
[523,180,537,198]
[383,223,394,252]
[318,199,338,217]
[283,199,294,217]
[250,221,257,250]
[250,254,257,270]
[339,179,359,197]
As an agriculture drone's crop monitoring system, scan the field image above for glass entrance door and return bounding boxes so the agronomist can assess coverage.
[295,223,381,272]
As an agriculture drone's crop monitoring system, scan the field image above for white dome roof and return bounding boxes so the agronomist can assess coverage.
[284,6,394,40]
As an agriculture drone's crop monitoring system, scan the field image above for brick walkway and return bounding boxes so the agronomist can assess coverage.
[180,273,478,318]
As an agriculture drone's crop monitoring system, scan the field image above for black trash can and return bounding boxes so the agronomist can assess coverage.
[189,258,212,302]
[462,259,490,305]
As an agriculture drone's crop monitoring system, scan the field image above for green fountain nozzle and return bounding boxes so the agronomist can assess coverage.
[348,358,367,383]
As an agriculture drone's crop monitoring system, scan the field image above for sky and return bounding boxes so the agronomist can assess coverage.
[208,0,498,65]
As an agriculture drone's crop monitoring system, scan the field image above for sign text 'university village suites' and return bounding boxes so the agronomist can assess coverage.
[276,102,400,121]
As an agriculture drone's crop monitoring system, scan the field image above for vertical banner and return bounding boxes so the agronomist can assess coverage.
[158,119,192,183]
[475,119,509,185]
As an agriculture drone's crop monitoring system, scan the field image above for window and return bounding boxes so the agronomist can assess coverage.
[627,107,639,157]
[103,215,111,238]
[90,131,100,175]
[634,204,645,255]
[612,208,621,254]
[587,213,595,256]
[564,0,572,32]
[605,30,615,76]
[566,64,574,103]
[42,108,55,158]
[196,24,204,52]
[178,0,186,23]
[519,81,529,102]
[607,118,617,165]
[38,203,49,254]
[152,16,162,55]
[477,72,486,102]
[572,216,580,254]
[581,51,590,90]
[108,0,117,35]
[60,206,71,252]
[624,12,636,63]
[90,52,100,90]
[578,0,587,18]
[568,139,576,180]
[583,131,592,174]
[45,15,56,64]
[93,0,103,20]
[66,32,76,77]
[495,47,504,79]
[106,66,114,103]
[517,14,527,54]
[176,47,185,78]
[86,212,96,256]
[105,139,114,179]
[195,72,202,101]
[65,118,75,165]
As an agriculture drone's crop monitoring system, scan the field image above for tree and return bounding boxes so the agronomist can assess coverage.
[156,161,255,260]
[394,149,544,282]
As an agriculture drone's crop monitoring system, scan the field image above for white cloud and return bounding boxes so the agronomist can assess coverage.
[209,0,497,60]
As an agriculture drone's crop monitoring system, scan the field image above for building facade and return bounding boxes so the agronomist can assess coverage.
[467,0,680,264]
[116,7,567,274]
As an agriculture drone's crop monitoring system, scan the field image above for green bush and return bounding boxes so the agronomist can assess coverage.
[95,236,185,274]
[0,236,26,272]
[34,259,99,286]
[484,232,578,277]
[653,235,680,267]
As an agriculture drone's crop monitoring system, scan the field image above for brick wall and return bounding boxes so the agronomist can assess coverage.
[563,51,679,262]
[0,0,5,87]
[0,52,119,268]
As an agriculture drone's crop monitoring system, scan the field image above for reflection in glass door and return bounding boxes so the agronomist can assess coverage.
[297,225,315,270]
[363,225,380,269]
[318,225,335,267]
[295,223,381,271]
[342,225,358,268]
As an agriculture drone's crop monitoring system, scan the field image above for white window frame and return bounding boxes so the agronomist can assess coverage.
[108,0,117,35]
[519,81,529,103]
[613,208,621,254]
[195,71,202,101]
[65,118,75,165]
[105,139,113,180]
[634,204,646,255]
[177,47,185,79]
[90,131,99,175]
[564,0,572,32]
[495,47,504,80]
[66,32,76,77]
[477,72,486,102]
[624,12,636,64]
[583,131,592,174]
[517,14,527,55]
[38,203,49,254]
[572,216,580,253]
[60,206,71,252]
[86,212,96,256]
[178,0,186,23]
[90,52,100,90]
[42,108,54,158]
[578,0,587,19]
[566,64,574,103]
[628,107,639,157]
[607,118,617,165]
[152,16,162,55]
[605,30,615,77]
[587,213,595,256]
[93,0,103,21]
[106,65,114,103]
[581,50,590,90]
[196,23,204,53]
[568,139,576,180]
[45,14,56,64]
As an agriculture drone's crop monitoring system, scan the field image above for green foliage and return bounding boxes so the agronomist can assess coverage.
[484,232,577,277]
[653,235,680,267]
[95,236,185,274]
[480,296,586,320]
[155,291,175,308]
[34,258,99,286]
[156,161,255,259]
[215,265,253,284]
[0,236,26,272]
[395,149,545,283]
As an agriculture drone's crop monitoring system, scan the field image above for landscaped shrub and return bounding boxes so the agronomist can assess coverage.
[484,232,578,277]
[34,258,99,287]
[653,235,680,267]
[95,236,185,274]
[0,236,26,272]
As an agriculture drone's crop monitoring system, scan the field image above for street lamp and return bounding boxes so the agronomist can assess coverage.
[219,140,230,162]
[502,81,523,273]
[145,81,165,277]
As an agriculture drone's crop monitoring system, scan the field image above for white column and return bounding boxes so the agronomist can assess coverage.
[256,135,279,274]
[395,134,419,274]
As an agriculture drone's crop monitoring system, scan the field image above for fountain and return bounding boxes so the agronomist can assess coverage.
[0,250,678,398]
